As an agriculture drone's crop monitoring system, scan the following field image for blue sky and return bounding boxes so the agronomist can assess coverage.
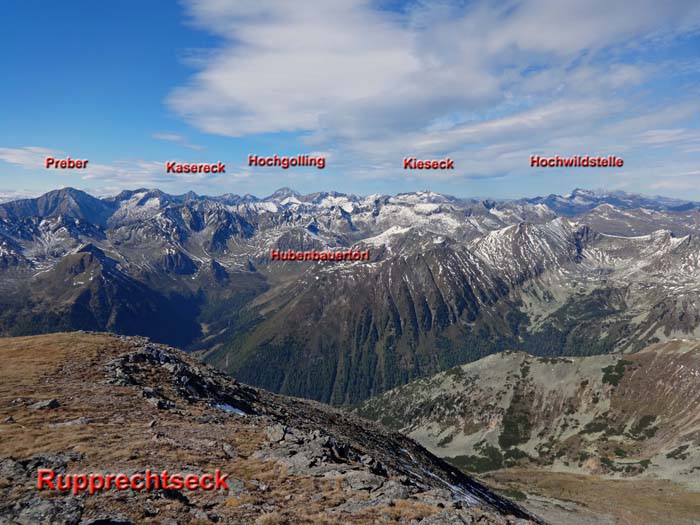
[1,0,699,201]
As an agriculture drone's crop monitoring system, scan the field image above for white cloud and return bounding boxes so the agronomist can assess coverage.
[478,0,697,56]
[152,132,203,150]
[171,0,699,142]
[638,128,700,147]
[648,167,700,191]
[152,133,185,142]
[81,159,225,187]
[160,0,700,200]
[0,147,62,170]
[81,160,167,185]
[413,99,619,152]
[0,189,38,203]
[169,0,499,137]
[0,145,228,192]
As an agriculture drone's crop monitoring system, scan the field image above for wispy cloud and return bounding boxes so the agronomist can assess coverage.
[82,160,226,187]
[152,132,203,150]
[171,0,699,140]
[0,146,62,170]
[637,128,700,148]
[0,189,38,203]
[0,145,224,190]
[164,0,700,198]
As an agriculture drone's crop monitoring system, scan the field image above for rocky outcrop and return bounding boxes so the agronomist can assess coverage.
[0,333,542,525]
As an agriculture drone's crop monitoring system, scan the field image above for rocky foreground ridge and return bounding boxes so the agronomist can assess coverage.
[0,332,541,524]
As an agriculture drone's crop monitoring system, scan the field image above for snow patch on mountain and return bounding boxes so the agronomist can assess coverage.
[362,226,412,248]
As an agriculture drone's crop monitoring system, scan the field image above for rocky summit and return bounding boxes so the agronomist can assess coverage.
[0,332,540,525]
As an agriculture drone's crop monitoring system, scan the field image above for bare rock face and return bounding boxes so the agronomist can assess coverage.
[28,399,60,410]
[0,453,84,525]
[0,333,542,525]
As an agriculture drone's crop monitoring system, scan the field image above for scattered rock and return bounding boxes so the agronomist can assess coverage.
[196,414,222,425]
[416,510,473,524]
[333,497,393,514]
[227,478,247,497]
[141,387,158,398]
[222,443,237,459]
[375,479,410,500]
[141,502,158,517]
[191,509,211,521]
[12,496,82,525]
[159,488,189,506]
[370,461,388,477]
[28,399,60,410]
[413,489,454,507]
[0,452,82,482]
[3,415,15,423]
[265,423,287,443]
[48,417,90,429]
[80,516,134,525]
[145,397,172,410]
[341,470,385,492]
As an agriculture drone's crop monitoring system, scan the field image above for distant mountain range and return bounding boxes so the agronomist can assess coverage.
[1,187,700,405]
[521,188,700,215]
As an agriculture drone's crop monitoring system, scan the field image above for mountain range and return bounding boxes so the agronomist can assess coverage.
[1,187,700,405]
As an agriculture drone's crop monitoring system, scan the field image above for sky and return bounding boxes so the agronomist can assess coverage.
[1,0,699,201]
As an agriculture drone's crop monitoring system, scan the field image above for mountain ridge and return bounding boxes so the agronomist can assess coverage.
[1,187,700,404]
[0,332,541,524]
[356,339,700,486]
[3,186,699,218]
